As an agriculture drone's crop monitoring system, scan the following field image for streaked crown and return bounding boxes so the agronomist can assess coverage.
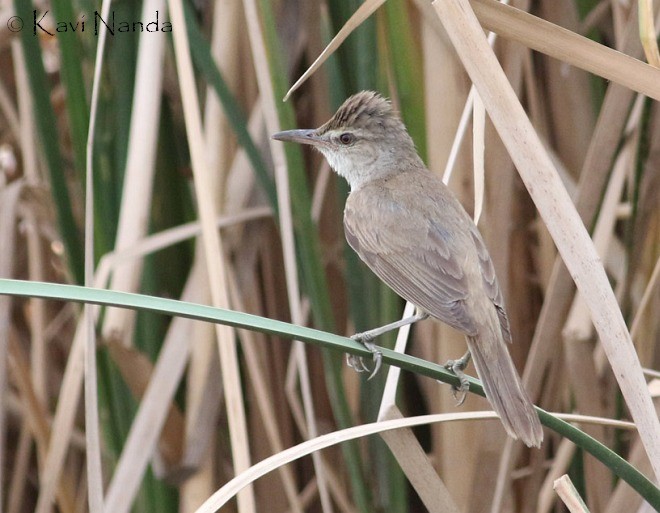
[318,91,402,134]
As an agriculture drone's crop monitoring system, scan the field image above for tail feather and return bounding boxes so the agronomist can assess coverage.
[466,334,543,448]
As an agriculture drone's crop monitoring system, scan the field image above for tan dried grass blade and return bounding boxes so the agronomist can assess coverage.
[472,94,485,224]
[105,340,185,466]
[161,2,255,513]
[227,272,304,513]
[193,411,504,513]
[631,256,660,341]
[554,475,590,513]
[84,0,114,510]
[102,0,167,346]
[380,408,460,513]
[639,0,660,67]
[0,146,24,513]
[432,0,660,478]
[471,0,660,101]
[286,0,660,105]
[192,411,632,513]
[34,321,86,513]
[538,438,577,513]
[241,0,334,508]
[283,0,386,101]
[376,303,459,512]
[494,9,651,508]
[8,333,76,513]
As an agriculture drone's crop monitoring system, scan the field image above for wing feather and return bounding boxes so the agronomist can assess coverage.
[343,173,511,342]
[344,182,479,335]
[469,227,512,343]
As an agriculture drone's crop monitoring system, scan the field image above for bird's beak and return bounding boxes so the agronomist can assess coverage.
[272,129,326,147]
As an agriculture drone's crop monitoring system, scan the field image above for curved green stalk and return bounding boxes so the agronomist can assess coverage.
[0,278,659,509]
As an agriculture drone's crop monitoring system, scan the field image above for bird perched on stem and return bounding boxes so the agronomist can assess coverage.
[273,91,543,448]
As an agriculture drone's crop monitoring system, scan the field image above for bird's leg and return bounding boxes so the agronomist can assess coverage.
[444,351,472,405]
[347,311,429,380]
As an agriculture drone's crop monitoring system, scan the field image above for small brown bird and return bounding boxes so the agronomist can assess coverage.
[273,91,543,447]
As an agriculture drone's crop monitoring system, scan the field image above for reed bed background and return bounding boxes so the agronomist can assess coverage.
[0,0,659,512]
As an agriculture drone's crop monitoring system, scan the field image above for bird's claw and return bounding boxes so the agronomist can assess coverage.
[347,333,382,380]
[444,357,470,406]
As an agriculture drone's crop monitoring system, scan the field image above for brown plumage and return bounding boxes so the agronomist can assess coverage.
[273,91,543,447]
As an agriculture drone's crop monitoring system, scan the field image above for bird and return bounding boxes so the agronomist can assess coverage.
[272,90,543,447]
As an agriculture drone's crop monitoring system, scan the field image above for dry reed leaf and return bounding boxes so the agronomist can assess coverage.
[23,213,47,402]
[432,0,660,480]
[630,257,660,341]
[442,87,475,184]
[224,99,265,217]
[378,301,416,412]
[34,322,86,513]
[241,0,334,507]
[17,209,48,512]
[14,51,39,184]
[507,18,649,510]
[472,94,485,224]
[492,6,658,507]
[166,3,254,513]
[286,0,660,104]
[0,181,24,510]
[537,0,595,174]
[564,135,633,341]
[196,48,256,499]
[284,350,307,434]
[227,271,304,513]
[8,332,76,513]
[374,303,455,512]
[537,438,577,513]
[103,262,206,512]
[421,17,486,505]
[180,450,215,513]
[471,0,660,101]
[105,339,186,467]
[84,1,114,510]
[283,0,386,101]
[203,0,242,205]
[562,337,611,509]
[311,160,332,222]
[192,410,634,513]
[638,0,660,67]
[102,0,167,346]
[181,286,222,474]
[0,76,19,139]
[471,31,531,508]
[380,408,460,513]
[554,475,590,513]
[94,208,271,291]
[193,411,508,513]
[439,26,499,186]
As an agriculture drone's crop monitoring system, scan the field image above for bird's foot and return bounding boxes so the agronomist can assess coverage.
[347,332,382,380]
[444,351,472,406]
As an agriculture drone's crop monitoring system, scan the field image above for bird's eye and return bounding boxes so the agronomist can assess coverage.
[339,133,354,145]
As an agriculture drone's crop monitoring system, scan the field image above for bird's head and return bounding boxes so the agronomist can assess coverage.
[273,91,422,190]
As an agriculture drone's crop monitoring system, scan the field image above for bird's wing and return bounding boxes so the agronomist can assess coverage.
[344,196,478,336]
[469,227,512,343]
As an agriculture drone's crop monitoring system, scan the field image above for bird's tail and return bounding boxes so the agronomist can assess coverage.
[466,331,543,448]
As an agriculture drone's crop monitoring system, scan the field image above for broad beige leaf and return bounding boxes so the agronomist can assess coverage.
[432,0,660,479]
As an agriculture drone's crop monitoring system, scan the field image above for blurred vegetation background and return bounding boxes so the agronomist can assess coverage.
[0,0,659,512]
